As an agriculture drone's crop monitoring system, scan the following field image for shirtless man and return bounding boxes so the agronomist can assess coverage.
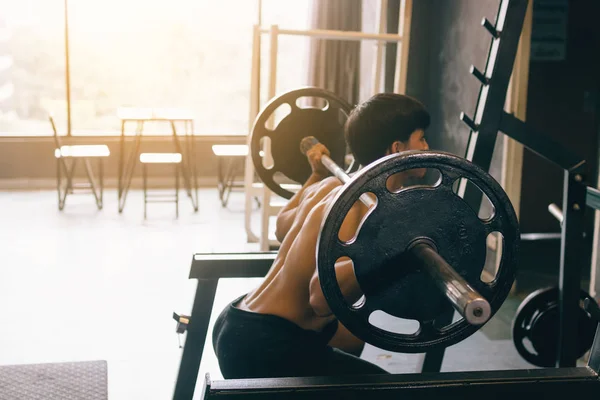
[212,93,430,379]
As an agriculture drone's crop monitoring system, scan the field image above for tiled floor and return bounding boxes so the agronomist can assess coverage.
[0,188,539,399]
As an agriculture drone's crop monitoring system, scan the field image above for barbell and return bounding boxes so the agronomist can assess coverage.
[251,87,520,352]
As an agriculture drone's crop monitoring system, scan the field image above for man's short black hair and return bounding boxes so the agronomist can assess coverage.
[345,93,431,166]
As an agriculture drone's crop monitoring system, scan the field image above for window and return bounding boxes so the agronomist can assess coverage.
[0,0,66,136]
[68,0,260,136]
[0,0,313,137]
[260,0,313,103]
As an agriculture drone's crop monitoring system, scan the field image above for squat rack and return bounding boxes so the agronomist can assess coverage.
[243,0,414,251]
[456,0,591,368]
[173,1,600,399]
[419,0,530,373]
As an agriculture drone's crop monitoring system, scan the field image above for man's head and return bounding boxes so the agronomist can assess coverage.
[345,93,431,167]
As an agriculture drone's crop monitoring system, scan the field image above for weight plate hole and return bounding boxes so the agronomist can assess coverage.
[481,231,504,283]
[368,311,420,335]
[259,136,274,170]
[386,168,441,194]
[337,192,378,244]
[461,179,496,222]
[267,103,292,131]
[273,171,292,187]
[334,257,362,309]
[295,96,330,111]
[522,337,538,356]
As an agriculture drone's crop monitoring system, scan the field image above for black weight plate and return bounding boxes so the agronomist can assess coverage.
[354,185,488,322]
[250,87,352,199]
[512,286,597,367]
[317,150,520,353]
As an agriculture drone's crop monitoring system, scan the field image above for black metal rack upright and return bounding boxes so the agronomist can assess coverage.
[421,0,529,373]
[498,113,588,367]
[455,0,589,368]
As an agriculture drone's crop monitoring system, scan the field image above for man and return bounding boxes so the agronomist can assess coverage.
[212,93,431,379]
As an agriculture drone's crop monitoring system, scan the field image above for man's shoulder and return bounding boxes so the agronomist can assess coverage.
[305,177,339,201]
[298,177,341,207]
[318,176,343,191]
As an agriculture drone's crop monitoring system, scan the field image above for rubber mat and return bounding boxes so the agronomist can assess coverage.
[0,360,107,400]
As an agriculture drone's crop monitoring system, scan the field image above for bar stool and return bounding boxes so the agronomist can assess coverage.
[211,145,248,207]
[140,153,182,219]
[50,115,110,210]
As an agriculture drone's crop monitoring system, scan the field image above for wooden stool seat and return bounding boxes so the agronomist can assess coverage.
[139,152,182,164]
[55,145,110,158]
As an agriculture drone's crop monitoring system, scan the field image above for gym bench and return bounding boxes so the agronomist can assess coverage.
[173,252,276,399]
[207,300,598,395]
[173,252,600,400]
[200,360,600,399]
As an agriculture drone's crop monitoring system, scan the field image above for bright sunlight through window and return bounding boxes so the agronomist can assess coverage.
[0,0,312,136]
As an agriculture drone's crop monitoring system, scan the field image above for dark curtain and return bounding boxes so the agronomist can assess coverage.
[307,0,362,106]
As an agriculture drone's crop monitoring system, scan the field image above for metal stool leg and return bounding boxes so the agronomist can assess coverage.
[223,158,238,208]
[67,159,77,194]
[217,157,225,206]
[143,163,147,219]
[175,164,180,218]
[83,158,102,210]
[57,158,64,210]
[99,158,104,208]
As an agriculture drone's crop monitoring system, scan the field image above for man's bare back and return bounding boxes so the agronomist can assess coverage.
[235,139,372,352]
[237,173,367,350]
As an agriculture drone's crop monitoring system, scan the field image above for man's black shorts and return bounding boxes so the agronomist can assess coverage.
[212,295,388,379]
